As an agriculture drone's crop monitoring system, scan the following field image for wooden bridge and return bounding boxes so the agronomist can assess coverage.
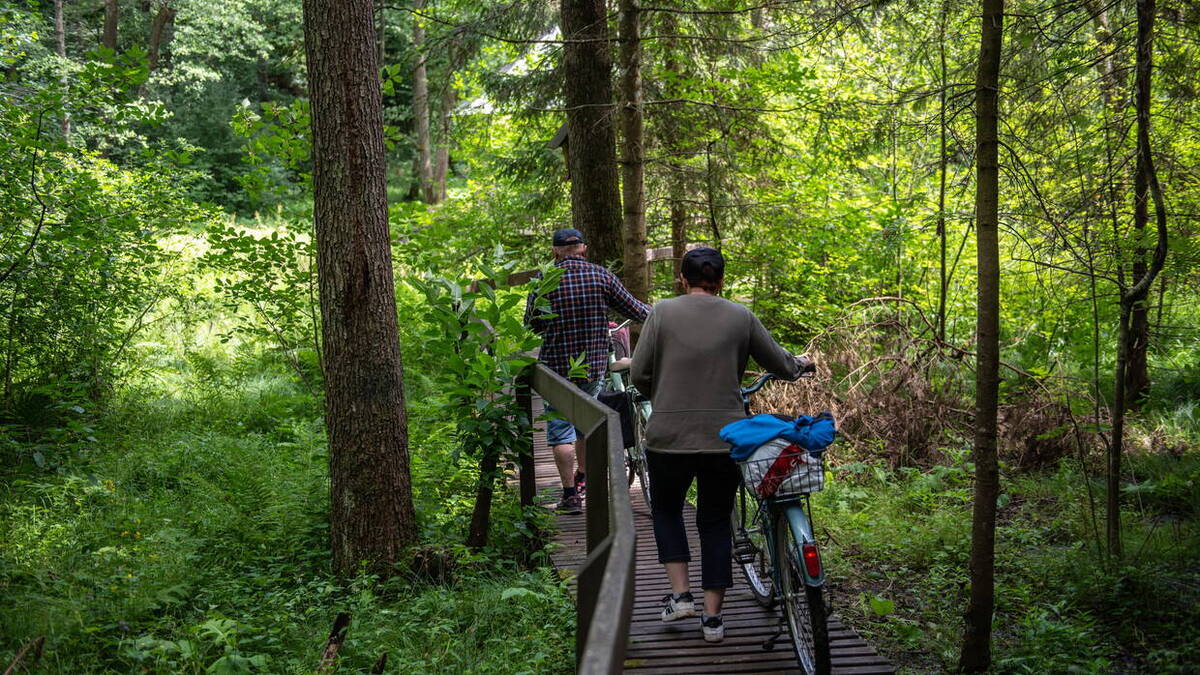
[516,365,894,674]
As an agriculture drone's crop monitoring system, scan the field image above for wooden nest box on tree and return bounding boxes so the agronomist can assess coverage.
[548,122,570,180]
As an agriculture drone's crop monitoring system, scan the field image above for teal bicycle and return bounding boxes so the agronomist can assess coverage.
[731,369,832,674]
[604,320,652,508]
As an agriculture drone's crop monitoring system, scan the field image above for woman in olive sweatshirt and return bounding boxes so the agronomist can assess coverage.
[631,247,804,643]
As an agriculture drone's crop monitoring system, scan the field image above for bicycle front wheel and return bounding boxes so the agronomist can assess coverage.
[775,508,831,674]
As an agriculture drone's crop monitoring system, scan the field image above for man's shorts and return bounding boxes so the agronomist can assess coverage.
[543,379,604,447]
[546,408,576,446]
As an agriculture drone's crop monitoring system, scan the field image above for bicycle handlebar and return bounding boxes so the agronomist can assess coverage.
[739,359,816,397]
[610,319,632,334]
[740,372,777,397]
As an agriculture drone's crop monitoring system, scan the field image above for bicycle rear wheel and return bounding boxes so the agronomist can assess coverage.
[732,486,775,608]
[774,508,830,674]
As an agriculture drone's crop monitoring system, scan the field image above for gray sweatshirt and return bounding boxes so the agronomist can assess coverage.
[630,294,803,453]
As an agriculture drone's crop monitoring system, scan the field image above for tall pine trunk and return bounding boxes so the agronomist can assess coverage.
[561,0,623,269]
[662,18,687,296]
[619,0,648,301]
[412,0,435,204]
[959,0,1003,670]
[1108,0,1170,558]
[302,0,419,577]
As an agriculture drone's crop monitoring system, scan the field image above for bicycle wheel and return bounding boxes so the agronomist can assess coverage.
[774,508,831,674]
[630,401,651,508]
[732,486,775,608]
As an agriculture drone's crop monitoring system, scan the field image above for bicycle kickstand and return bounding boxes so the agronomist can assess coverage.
[761,614,786,651]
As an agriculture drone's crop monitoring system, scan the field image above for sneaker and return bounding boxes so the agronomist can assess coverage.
[660,592,696,622]
[574,472,586,497]
[556,494,583,514]
[701,614,725,643]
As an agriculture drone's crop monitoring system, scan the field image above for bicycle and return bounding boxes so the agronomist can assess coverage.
[730,367,832,674]
[603,320,652,508]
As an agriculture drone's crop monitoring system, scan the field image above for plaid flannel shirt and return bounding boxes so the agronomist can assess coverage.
[525,255,651,382]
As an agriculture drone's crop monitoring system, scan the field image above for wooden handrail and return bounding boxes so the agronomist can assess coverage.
[527,363,636,674]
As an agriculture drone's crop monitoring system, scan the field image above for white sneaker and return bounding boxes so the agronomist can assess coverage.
[701,614,725,642]
[660,592,696,622]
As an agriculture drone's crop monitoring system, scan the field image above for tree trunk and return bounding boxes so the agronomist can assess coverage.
[1124,0,1151,407]
[619,0,648,301]
[561,0,623,269]
[465,448,500,549]
[412,0,435,204]
[1108,0,1170,559]
[1108,302,1132,558]
[959,0,1003,671]
[936,0,948,343]
[147,2,176,73]
[376,0,386,67]
[1125,295,1150,405]
[302,0,419,577]
[103,0,119,51]
[670,179,687,296]
[55,0,70,139]
[1124,1,1151,407]
[433,84,455,203]
[662,17,687,296]
[704,141,721,247]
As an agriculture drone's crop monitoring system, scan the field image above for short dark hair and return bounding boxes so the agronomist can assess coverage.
[680,247,724,292]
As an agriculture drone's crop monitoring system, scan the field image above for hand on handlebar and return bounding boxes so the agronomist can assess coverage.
[795,354,816,377]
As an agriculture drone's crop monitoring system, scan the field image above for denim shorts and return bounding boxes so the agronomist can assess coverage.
[543,380,604,446]
[545,409,576,446]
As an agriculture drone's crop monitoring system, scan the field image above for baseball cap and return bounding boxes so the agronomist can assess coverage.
[552,228,586,246]
[680,246,725,282]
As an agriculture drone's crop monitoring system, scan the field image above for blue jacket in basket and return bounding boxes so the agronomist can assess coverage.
[720,412,837,460]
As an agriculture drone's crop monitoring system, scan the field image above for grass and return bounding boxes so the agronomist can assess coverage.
[0,348,573,674]
[817,445,1200,673]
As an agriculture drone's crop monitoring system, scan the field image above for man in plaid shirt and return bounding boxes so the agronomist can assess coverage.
[525,228,651,513]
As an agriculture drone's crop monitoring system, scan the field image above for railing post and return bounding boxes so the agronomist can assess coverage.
[575,536,613,668]
[584,420,611,552]
[517,369,536,509]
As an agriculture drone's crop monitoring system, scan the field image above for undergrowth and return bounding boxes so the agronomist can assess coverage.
[818,447,1200,673]
[0,349,573,674]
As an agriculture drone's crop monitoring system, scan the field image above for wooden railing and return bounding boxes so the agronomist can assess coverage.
[519,363,636,674]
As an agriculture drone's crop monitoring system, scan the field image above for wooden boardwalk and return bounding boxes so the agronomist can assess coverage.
[530,399,894,674]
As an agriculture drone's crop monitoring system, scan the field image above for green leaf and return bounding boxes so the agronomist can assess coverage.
[867,595,895,617]
[501,586,541,601]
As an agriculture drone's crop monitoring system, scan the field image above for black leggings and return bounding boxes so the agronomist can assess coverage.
[646,450,741,590]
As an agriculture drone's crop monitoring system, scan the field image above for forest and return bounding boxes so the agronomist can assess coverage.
[0,0,1197,672]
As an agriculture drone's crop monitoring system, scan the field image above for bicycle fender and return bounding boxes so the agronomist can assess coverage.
[782,503,824,587]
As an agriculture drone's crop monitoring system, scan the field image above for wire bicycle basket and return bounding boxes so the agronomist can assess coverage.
[736,438,825,499]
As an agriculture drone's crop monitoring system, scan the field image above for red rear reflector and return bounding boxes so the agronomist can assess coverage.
[802,542,821,578]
